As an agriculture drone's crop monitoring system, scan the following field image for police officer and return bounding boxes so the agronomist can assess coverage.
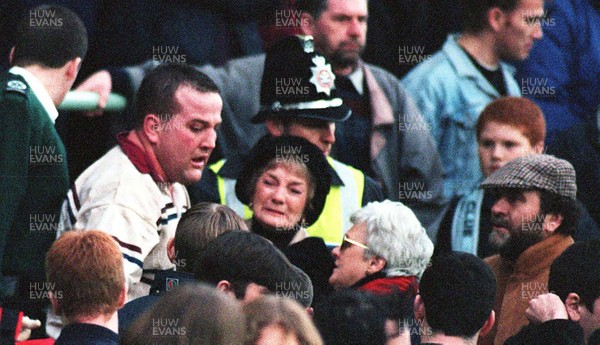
[189,36,383,247]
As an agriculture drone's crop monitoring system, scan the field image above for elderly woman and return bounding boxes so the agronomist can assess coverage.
[329,200,433,295]
[328,200,433,344]
[235,135,334,303]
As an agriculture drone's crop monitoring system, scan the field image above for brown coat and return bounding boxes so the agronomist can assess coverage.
[478,234,574,345]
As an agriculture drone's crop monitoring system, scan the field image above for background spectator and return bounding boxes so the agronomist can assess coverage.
[46,230,125,344]
[479,154,579,344]
[435,97,599,258]
[194,231,307,304]
[121,284,245,345]
[402,0,543,201]
[244,295,323,345]
[314,290,389,345]
[235,135,334,303]
[547,107,600,229]
[516,0,600,143]
[329,200,432,297]
[415,252,496,344]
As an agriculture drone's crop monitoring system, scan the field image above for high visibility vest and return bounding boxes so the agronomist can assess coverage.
[211,157,365,246]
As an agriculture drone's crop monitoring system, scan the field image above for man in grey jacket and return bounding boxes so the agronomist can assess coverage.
[77,0,445,234]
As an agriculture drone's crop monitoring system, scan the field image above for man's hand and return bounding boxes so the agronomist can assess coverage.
[16,316,42,341]
[526,293,568,325]
[75,70,112,117]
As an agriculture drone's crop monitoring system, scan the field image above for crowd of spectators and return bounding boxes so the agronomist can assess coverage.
[1,0,600,344]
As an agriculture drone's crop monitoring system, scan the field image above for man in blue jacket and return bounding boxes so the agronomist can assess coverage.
[402,0,544,201]
[517,0,600,143]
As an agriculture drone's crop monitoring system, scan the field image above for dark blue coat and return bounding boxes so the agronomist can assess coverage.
[517,0,600,143]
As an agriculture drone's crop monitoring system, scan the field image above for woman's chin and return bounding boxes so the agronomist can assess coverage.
[256,216,298,231]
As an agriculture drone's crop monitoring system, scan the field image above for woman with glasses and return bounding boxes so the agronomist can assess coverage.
[328,200,433,344]
[329,200,433,295]
[235,135,334,304]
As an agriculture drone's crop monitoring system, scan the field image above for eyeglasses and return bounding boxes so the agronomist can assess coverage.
[340,234,369,251]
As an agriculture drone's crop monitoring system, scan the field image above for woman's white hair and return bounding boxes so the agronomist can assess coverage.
[350,200,433,278]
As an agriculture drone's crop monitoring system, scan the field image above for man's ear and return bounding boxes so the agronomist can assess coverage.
[265,119,285,136]
[543,213,564,235]
[479,310,496,337]
[488,7,508,32]
[565,292,582,322]
[366,256,386,275]
[65,57,82,81]
[216,280,237,299]
[143,114,162,144]
[532,142,544,154]
[414,294,426,321]
[9,47,15,65]
[166,238,176,264]
[306,307,314,317]
[49,291,62,315]
[300,12,317,36]
[117,284,127,309]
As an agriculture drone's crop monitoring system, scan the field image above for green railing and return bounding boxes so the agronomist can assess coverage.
[58,91,127,112]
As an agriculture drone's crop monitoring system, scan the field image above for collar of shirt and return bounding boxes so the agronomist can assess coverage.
[117,131,167,184]
[346,66,364,95]
[444,34,516,80]
[9,66,59,123]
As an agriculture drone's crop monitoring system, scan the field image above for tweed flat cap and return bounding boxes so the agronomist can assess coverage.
[480,154,576,199]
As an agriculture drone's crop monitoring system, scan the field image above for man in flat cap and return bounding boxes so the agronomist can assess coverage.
[477,154,579,345]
